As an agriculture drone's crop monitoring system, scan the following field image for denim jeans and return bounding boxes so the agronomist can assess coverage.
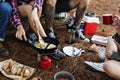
[0,2,12,41]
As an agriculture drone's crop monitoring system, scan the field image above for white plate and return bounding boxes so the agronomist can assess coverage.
[63,46,80,57]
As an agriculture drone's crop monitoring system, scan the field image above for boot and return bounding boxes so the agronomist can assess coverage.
[0,41,9,57]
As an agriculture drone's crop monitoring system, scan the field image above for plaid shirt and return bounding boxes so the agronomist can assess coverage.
[9,0,44,28]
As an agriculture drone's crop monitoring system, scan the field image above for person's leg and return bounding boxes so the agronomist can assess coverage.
[103,60,120,80]
[67,0,90,42]
[18,2,58,49]
[105,38,118,60]
[17,1,47,37]
[43,0,57,38]
[69,0,89,29]
[0,2,12,41]
[0,2,12,56]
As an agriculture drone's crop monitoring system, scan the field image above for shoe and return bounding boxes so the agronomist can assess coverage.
[46,30,55,38]
[75,30,90,43]
[84,61,104,72]
[0,42,9,57]
[48,49,66,59]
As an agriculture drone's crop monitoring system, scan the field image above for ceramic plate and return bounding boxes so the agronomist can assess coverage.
[63,46,80,57]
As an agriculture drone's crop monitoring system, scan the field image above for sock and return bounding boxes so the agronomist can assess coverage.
[76,29,85,39]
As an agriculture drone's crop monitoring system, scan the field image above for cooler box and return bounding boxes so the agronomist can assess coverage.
[83,16,100,35]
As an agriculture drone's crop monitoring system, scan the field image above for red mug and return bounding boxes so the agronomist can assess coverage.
[103,14,113,25]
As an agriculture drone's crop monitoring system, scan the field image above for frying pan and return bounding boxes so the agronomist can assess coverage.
[27,31,59,53]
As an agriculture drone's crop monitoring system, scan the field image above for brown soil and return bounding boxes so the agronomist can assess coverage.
[0,0,119,80]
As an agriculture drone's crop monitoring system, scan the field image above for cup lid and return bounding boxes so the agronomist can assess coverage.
[103,14,112,16]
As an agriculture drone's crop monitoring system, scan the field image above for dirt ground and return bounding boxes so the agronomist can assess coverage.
[0,0,119,80]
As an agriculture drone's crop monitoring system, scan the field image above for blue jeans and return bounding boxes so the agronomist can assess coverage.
[0,2,12,41]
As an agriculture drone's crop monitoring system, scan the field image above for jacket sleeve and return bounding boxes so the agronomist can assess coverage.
[33,0,44,10]
[10,0,22,28]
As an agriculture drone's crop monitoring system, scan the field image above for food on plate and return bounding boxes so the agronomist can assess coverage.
[35,42,56,49]
[9,60,16,68]
[32,77,43,80]
[16,67,22,75]
[23,68,30,77]
[11,64,18,75]
[0,59,36,80]
[2,59,30,77]
[2,59,17,73]
[2,60,10,72]
[20,66,30,77]
[20,66,26,77]
[35,43,42,48]
[35,43,47,49]
[47,44,56,49]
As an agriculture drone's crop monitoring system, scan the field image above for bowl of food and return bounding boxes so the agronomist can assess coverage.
[54,71,75,80]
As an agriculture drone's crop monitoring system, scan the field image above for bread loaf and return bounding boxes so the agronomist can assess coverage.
[11,64,18,75]
[16,67,23,75]
[2,60,10,72]
[23,68,30,77]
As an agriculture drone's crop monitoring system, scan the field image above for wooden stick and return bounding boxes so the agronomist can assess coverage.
[37,31,42,43]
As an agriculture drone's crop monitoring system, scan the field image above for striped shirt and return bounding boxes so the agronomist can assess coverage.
[9,0,44,28]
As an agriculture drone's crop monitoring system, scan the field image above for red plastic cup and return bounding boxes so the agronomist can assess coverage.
[103,14,113,25]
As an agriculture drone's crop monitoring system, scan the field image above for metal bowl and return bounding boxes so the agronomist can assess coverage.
[54,71,75,80]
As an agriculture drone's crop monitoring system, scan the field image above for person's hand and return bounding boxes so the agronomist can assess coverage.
[112,4,120,26]
[112,15,120,26]
[112,15,119,26]
[16,25,27,41]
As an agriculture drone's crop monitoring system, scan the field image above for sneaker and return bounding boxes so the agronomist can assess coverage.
[75,30,90,43]
[0,42,9,57]
[84,61,104,72]
[46,30,55,39]
[48,49,66,59]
